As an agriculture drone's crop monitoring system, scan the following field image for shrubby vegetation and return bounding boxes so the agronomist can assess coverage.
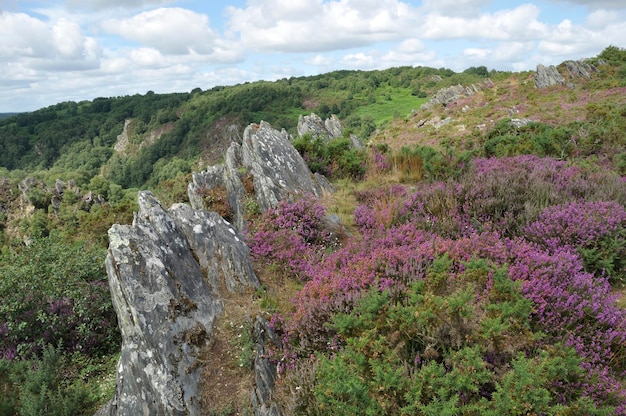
[292,135,368,180]
[250,153,626,414]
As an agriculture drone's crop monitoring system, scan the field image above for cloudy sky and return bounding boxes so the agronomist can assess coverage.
[1,0,625,113]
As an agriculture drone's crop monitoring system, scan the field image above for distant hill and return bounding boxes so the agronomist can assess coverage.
[0,46,624,190]
[0,112,19,120]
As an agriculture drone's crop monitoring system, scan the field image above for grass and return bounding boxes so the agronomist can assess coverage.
[352,87,428,128]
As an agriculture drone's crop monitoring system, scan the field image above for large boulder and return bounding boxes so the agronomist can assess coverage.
[98,191,259,416]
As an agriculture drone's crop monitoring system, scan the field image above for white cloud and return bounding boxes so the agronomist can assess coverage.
[65,0,174,11]
[421,0,491,17]
[586,9,620,28]
[380,39,438,67]
[306,54,334,66]
[544,0,626,10]
[0,12,50,59]
[340,51,379,69]
[227,0,418,53]
[421,4,548,41]
[462,42,536,69]
[101,8,216,55]
[128,47,166,68]
[0,11,101,68]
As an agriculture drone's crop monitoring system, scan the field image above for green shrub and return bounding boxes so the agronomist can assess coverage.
[483,119,576,159]
[1,347,95,416]
[292,135,367,180]
[308,257,614,415]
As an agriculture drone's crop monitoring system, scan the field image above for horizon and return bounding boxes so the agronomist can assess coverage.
[1,0,625,113]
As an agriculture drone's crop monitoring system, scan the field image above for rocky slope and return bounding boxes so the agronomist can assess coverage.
[98,120,339,415]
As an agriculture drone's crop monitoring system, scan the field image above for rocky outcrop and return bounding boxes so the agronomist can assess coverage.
[420,84,480,110]
[99,190,259,416]
[242,121,332,212]
[564,60,597,79]
[297,113,365,150]
[535,60,597,89]
[189,121,333,229]
[114,119,132,156]
[102,118,346,416]
[297,113,343,140]
[535,64,565,88]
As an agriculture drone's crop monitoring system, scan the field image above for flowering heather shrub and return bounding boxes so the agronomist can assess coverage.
[524,200,626,284]
[263,155,626,411]
[458,155,582,236]
[367,145,391,174]
[399,181,472,238]
[353,185,407,232]
[507,242,626,409]
[273,226,444,361]
[271,225,626,410]
[398,155,626,238]
[247,196,338,279]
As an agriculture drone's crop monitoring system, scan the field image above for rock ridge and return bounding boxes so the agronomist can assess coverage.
[98,190,259,416]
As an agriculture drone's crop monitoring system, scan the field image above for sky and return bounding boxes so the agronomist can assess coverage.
[1,0,625,113]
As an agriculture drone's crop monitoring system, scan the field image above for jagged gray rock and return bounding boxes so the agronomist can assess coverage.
[251,317,282,416]
[564,60,597,79]
[189,121,333,225]
[535,60,597,89]
[242,121,332,212]
[535,64,565,88]
[324,114,343,139]
[297,113,343,140]
[420,84,480,110]
[98,190,259,416]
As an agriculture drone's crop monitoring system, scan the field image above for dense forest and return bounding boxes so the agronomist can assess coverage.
[0,46,625,415]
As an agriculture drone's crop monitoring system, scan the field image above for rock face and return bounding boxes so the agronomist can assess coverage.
[101,118,344,415]
[420,84,480,110]
[189,121,332,229]
[535,60,598,88]
[99,191,259,416]
[297,113,343,140]
[251,317,282,416]
[564,60,597,79]
[242,121,331,212]
[535,64,565,88]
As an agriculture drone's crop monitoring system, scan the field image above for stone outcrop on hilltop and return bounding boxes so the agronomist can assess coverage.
[188,120,333,230]
[99,119,339,415]
[535,60,598,88]
[419,83,482,111]
[535,64,565,88]
[297,113,365,149]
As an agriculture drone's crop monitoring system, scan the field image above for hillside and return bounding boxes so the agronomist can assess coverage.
[0,46,625,415]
